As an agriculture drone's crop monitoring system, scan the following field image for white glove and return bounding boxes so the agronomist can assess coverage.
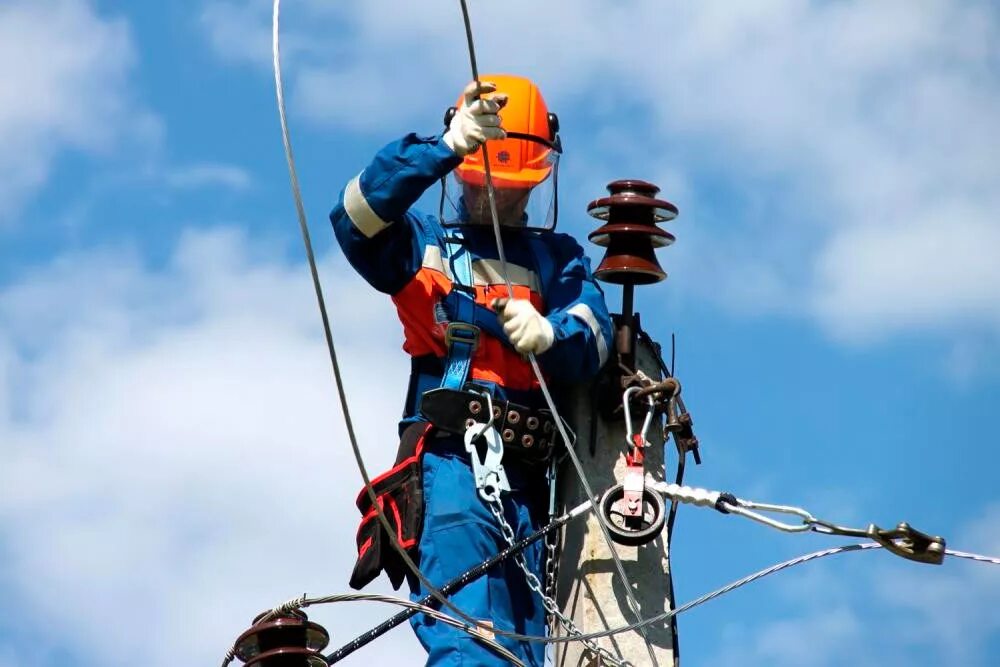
[494,298,555,355]
[443,80,508,157]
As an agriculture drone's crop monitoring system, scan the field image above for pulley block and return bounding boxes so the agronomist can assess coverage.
[600,483,667,546]
[232,609,330,667]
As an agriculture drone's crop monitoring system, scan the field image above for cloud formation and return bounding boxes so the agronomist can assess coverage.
[202,0,1000,343]
[0,0,157,221]
[0,228,422,666]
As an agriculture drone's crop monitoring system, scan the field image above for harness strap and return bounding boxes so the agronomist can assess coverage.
[438,230,554,392]
[442,288,508,341]
[441,230,476,391]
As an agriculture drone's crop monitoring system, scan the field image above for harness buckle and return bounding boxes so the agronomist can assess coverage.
[444,322,481,352]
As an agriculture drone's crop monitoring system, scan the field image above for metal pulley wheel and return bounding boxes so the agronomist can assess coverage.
[600,483,667,546]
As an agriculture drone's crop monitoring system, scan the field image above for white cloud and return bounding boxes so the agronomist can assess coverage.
[0,228,423,666]
[0,0,159,221]
[712,607,865,667]
[200,0,274,68]
[813,210,1000,343]
[164,163,252,191]
[1,228,996,666]
[203,0,1000,345]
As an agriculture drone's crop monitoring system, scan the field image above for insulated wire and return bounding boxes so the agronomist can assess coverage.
[228,539,1000,667]
[274,0,1000,660]
[469,543,1000,644]
[273,0,623,653]
[456,1,660,664]
[271,0,519,647]
[221,592,525,667]
[271,0,666,657]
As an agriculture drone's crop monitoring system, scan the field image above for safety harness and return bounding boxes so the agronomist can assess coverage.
[424,228,562,464]
[350,228,560,589]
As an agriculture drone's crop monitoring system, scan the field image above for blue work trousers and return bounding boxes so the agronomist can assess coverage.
[410,442,548,666]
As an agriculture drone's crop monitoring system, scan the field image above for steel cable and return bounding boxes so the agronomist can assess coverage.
[226,540,1000,666]
[271,0,608,653]
[271,1,1000,660]
[272,0,663,658]
[456,1,660,663]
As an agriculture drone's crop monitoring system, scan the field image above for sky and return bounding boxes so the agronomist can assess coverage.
[0,1,998,665]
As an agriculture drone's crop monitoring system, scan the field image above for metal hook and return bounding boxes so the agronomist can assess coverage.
[718,498,817,533]
[622,385,656,450]
[466,385,496,440]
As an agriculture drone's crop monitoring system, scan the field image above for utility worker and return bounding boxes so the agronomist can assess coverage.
[332,74,612,666]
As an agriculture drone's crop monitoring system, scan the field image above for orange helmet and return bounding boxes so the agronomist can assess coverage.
[451,74,560,190]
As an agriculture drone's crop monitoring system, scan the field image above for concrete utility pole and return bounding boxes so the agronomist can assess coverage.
[555,337,676,667]
[555,179,682,666]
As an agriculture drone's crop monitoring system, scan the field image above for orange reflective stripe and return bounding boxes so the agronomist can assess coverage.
[392,250,548,391]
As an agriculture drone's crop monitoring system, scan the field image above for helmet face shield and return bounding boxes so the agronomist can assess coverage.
[441,135,560,231]
[440,73,562,231]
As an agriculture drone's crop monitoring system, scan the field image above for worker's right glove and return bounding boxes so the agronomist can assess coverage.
[443,80,508,157]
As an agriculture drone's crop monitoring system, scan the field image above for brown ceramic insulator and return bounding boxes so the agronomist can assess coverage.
[593,242,668,284]
[587,179,678,223]
[234,611,330,663]
[587,180,678,286]
[243,647,330,667]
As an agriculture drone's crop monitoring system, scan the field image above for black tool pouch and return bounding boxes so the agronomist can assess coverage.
[348,422,432,591]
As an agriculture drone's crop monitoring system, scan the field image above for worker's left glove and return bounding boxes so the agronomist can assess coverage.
[493,298,555,355]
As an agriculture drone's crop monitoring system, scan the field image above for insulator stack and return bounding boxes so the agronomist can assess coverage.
[587,179,677,285]
[232,610,331,667]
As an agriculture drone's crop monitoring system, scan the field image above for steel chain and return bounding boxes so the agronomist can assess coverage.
[488,498,634,667]
[543,523,560,631]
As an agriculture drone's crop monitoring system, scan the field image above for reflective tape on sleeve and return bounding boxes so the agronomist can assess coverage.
[568,303,610,367]
[344,173,391,238]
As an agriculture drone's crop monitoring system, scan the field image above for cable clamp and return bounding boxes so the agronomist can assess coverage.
[809,518,946,564]
[869,522,946,565]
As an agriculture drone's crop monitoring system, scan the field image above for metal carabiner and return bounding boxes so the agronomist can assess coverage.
[622,385,656,450]
[720,498,817,533]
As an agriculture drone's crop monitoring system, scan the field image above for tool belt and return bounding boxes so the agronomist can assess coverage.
[349,422,431,591]
[420,387,560,465]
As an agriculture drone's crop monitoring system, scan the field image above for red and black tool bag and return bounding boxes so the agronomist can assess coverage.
[349,422,432,591]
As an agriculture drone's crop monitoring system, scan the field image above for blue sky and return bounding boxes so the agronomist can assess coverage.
[1,1,998,665]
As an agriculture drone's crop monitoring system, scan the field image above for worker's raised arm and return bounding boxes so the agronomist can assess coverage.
[330,80,506,294]
[329,133,461,294]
